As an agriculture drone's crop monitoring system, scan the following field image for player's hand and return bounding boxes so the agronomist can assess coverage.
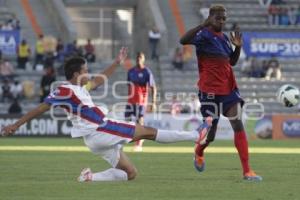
[1,124,18,136]
[230,30,243,47]
[115,47,128,65]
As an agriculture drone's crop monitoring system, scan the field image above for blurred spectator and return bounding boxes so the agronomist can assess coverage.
[265,56,282,80]
[84,39,96,63]
[279,6,289,25]
[10,80,23,99]
[34,34,45,69]
[17,39,30,69]
[261,59,269,77]
[55,38,65,62]
[23,80,35,99]
[65,40,79,58]
[148,27,161,61]
[172,47,184,70]
[240,57,252,76]
[40,66,56,102]
[288,6,298,25]
[1,79,13,102]
[189,94,200,114]
[248,57,264,78]
[43,36,57,68]
[268,4,280,25]
[8,98,22,114]
[0,57,15,80]
[297,6,300,24]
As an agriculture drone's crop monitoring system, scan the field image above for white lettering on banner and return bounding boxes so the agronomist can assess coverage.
[0,35,16,47]
[31,119,58,135]
[251,41,300,55]
[283,121,300,131]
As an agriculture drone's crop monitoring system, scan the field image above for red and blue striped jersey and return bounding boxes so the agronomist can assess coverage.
[127,66,155,106]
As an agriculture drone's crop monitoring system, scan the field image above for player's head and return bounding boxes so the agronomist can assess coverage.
[136,52,145,67]
[208,5,226,32]
[64,56,89,85]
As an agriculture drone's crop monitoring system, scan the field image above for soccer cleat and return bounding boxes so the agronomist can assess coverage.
[193,117,212,172]
[243,170,263,181]
[77,168,93,182]
[194,154,206,172]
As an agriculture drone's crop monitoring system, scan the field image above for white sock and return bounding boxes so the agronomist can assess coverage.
[92,168,128,181]
[155,129,198,143]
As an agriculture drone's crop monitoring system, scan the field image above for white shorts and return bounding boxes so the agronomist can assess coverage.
[83,118,135,167]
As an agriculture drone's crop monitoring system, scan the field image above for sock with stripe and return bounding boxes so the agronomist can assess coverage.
[195,142,209,157]
[155,129,198,143]
[234,130,250,175]
[92,168,128,181]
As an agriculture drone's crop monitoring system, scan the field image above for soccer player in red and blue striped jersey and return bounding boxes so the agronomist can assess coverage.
[125,52,156,151]
[180,4,262,181]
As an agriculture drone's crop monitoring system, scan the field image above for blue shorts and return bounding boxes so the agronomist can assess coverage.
[198,89,244,125]
[124,104,146,119]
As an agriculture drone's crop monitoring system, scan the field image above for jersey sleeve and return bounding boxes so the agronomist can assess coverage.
[191,30,204,46]
[147,69,156,87]
[43,86,73,106]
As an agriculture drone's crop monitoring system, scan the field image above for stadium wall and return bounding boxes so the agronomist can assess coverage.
[43,0,77,42]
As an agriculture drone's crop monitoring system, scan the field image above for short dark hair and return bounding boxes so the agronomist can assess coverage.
[136,51,144,58]
[64,57,86,80]
[209,5,226,16]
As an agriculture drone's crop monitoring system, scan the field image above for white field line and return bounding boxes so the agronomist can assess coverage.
[0,146,300,154]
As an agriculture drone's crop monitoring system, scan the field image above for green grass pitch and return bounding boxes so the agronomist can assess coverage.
[0,138,299,200]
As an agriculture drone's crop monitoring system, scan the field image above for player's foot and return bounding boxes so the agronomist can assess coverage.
[77,168,93,182]
[196,116,213,145]
[243,170,263,181]
[194,154,205,172]
[133,145,143,152]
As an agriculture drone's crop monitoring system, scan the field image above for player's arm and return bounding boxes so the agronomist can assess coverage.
[180,19,211,45]
[229,31,243,66]
[148,71,157,112]
[149,85,157,112]
[85,47,128,91]
[1,103,50,136]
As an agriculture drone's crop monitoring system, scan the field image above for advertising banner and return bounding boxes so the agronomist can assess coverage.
[0,30,20,56]
[0,114,72,136]
[272,114,300,139]
[243,32,300,58]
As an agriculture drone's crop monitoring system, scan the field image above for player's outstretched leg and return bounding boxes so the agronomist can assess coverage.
[132,116,213,144]
[226,104,262,181]
[193,118,214,172]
